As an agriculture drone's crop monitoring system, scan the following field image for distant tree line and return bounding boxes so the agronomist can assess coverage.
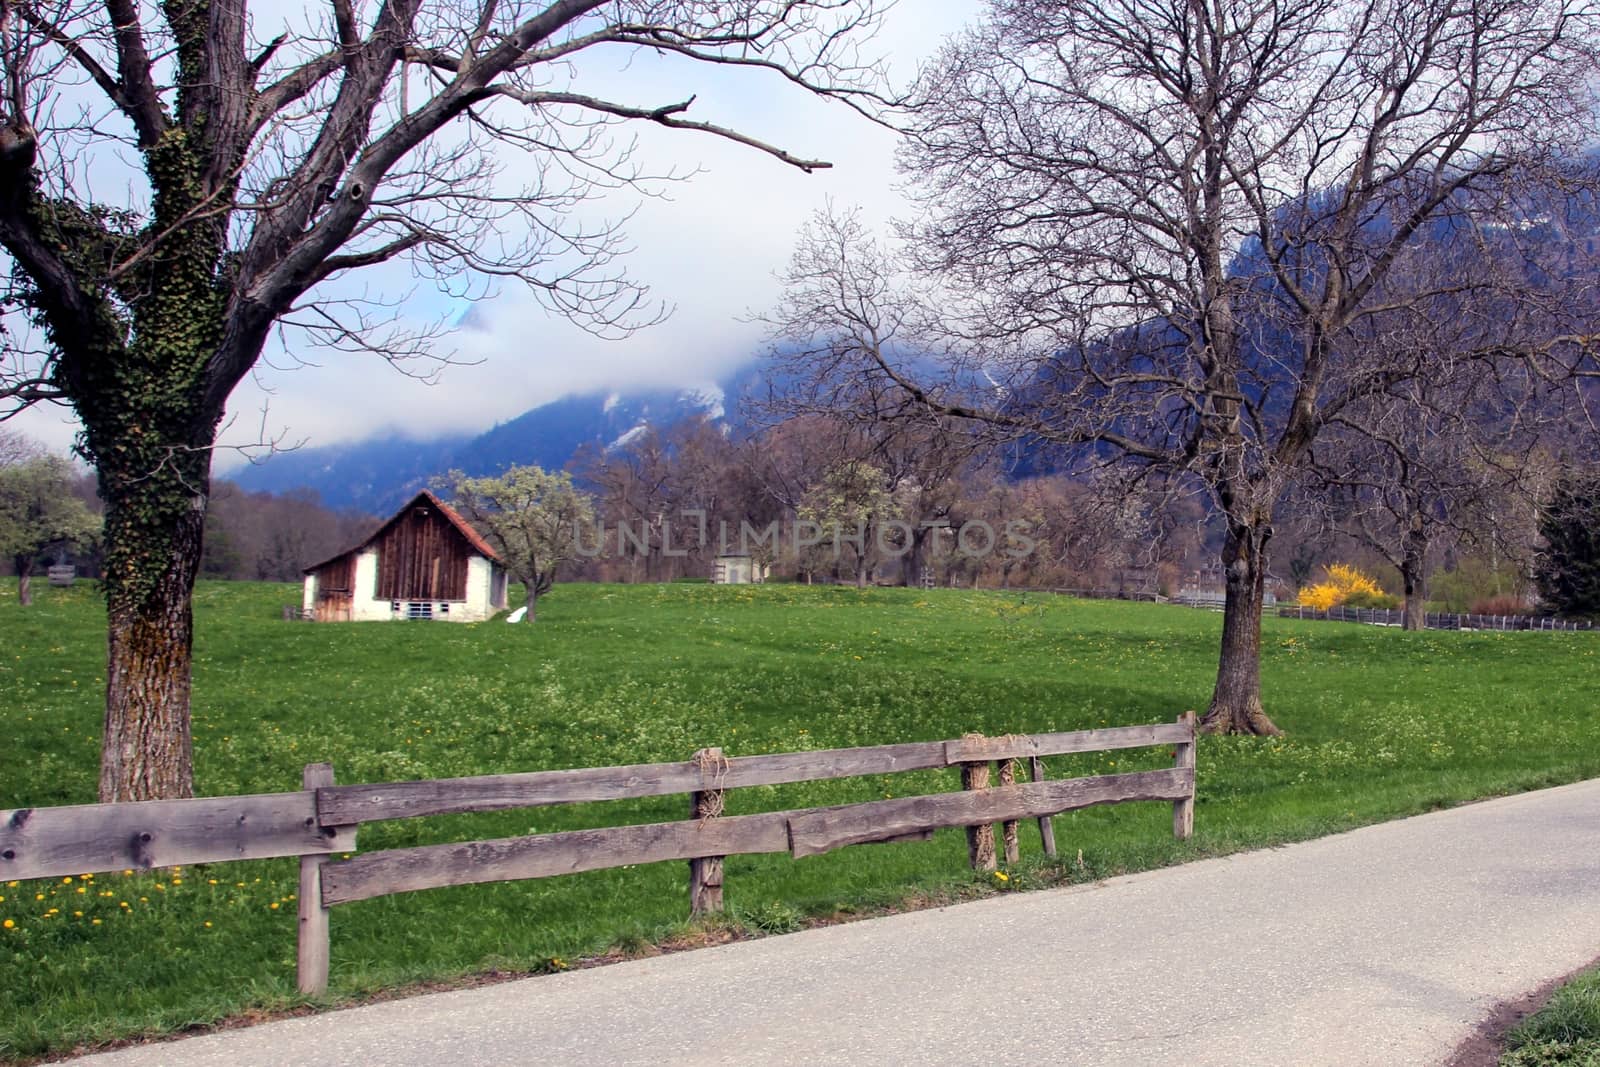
[1,430,374,590]
[550,403,1575,623]
[199,482,377,584]
[6,407,1584,626]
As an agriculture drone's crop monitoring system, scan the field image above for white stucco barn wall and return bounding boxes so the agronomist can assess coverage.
[349,551,390,621]
[455,556,498,621]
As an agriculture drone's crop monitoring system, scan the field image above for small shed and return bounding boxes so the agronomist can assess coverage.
[712,554,767,585]
[301,491,509,621]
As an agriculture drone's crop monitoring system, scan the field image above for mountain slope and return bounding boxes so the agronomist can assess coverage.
[232,384,733,514]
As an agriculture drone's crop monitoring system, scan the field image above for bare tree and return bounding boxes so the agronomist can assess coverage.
[1311,378,1545,630]
[0,426,42,465]
[772,0,1600,734]
[0,0,886,798]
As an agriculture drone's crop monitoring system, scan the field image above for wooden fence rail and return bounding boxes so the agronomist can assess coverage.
[0,715,1197,996]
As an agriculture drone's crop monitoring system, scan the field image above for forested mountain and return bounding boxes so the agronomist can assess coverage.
[232,383,737,513]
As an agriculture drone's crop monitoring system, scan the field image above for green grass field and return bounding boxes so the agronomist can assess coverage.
[2,580,1598,1060]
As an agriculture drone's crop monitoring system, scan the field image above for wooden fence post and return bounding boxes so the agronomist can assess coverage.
[1172,712,1196,841]
[960,754,996,871]
[1028,756,1057,857]
[298,762,352,996]
[688,747,726,915]
[997,758,1020,865]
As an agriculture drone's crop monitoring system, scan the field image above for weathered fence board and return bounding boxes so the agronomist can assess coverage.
[1172,711,1196,840]
[997,758,1020,865]
[316,741,950,824]
[5,717,1197,995]
[298,765,356,997]
[688,747,726,916]
[322,766,1194,904]
[787,768,1193,859]
[942,722,1191,763]
[321,811,797,906]
[0,792,353,880]
[960,759,996,871]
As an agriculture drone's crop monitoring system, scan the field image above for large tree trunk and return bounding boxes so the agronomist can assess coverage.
[1401,517,1428,631]
[97,452,208,801]
[902,525,931,587]
[1401,567,1426,630]
[1201,522,1282,736]
[15,555,32,606]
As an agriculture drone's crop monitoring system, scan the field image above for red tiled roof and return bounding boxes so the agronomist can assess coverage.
[418,490,502,562]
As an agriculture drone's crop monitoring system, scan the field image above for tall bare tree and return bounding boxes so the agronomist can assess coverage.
[1312,376,1549,630]
[773,0,1600,734]
[0,0,886,798]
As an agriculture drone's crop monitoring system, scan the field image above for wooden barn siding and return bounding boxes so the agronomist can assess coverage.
[309,554,356,621]
[315,555,354,593]
[375,506,470,601]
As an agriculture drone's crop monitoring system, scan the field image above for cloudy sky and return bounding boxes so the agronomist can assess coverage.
[12,1,978,467]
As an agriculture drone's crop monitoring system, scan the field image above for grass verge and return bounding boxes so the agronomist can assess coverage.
[1502,968,1600,1066]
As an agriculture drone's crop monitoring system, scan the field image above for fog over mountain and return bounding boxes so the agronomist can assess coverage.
[232,379,742,514]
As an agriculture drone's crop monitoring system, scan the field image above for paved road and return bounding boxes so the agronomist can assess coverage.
[67,779,1600,1067]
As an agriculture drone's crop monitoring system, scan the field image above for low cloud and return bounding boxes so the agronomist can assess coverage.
[17,2,979,468]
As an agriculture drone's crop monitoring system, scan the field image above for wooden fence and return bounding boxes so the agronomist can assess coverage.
[0,714,1196,995]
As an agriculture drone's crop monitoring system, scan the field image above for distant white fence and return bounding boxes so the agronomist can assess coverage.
[1277,605,1593,631]
[1172,588,1278,611]
[1042,586,1592,631]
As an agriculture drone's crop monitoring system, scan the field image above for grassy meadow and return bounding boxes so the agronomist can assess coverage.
[2,579,1598,1060]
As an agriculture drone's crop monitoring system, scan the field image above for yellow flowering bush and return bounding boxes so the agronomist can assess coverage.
[1300,564,1387,610]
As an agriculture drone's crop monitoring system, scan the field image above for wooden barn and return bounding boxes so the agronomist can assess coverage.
[301,491,509,622]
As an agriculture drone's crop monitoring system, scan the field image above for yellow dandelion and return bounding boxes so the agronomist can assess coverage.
[269,902,280,910]
[203,921,213,928]
[171,878,182,885]
[993,871,1010,882]
[76,886,86,894]
[62,877,72,884]
[2,919,13,929]
[91,919,101,925]
[73,910,83,918]
[34,893,44,901]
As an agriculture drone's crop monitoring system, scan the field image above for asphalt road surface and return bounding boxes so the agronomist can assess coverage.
[65,778,1600,1066]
